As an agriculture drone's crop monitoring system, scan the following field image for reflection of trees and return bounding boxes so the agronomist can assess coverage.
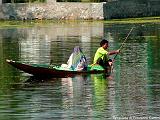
[50,36,82,65]
[146,25,160,70]
[0,79,63,120]
[0,28,27,60]
[0,28,26,96]
[146,83,160,117]
[0,28,24,83]
[61,75,93,118]
[104,23,160,117]
[146,30,160,113]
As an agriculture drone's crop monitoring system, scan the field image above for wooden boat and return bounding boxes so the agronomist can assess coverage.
[6,59,111,78]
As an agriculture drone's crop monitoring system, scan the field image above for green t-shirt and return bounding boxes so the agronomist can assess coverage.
[93,47,109,64]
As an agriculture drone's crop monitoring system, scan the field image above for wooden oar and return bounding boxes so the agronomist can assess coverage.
[110,27,134,73]
[113,27,134,60]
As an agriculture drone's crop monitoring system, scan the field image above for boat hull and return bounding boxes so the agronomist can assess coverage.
[6,59,111,78]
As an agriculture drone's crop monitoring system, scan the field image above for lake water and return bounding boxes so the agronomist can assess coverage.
[0,21,160,120]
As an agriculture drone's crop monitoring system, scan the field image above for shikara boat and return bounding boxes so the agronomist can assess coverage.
[6,59,111,78]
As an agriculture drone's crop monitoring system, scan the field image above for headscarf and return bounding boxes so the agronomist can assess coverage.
[67,46,87,71]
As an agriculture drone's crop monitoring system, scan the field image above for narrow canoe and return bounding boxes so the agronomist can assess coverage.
[6,59,111,78]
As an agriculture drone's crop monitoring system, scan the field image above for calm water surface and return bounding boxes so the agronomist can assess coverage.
[0,21,160,120]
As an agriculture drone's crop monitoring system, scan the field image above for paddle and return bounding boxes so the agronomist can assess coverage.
[113,27,134,60]
[110,27,134,73]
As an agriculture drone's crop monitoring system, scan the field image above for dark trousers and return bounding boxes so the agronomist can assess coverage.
[96,58,110,69]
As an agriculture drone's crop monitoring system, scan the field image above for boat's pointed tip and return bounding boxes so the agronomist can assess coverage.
[6,59,10,62]
[6,59,14,63]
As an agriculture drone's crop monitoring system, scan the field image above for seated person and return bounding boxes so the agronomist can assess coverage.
[61,46,87,71]
[93,39,120,69]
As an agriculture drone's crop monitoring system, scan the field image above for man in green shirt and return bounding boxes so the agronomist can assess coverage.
[93,39,120,69]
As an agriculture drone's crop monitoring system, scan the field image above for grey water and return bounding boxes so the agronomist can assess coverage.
[0,21,160,120]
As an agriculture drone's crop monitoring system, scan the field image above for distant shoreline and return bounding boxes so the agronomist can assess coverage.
[0,16,160,28]
[104,16,160,24]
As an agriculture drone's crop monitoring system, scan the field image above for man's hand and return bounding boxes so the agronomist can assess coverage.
[116,49,120,54]
[108,49,120,55]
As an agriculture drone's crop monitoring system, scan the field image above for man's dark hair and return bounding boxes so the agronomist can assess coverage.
[100,39,108,47]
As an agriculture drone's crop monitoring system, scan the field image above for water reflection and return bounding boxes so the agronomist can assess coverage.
[61,76,92,119]
[92,74,108,111]
[0,75,109,120]
[0,21,160,119]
